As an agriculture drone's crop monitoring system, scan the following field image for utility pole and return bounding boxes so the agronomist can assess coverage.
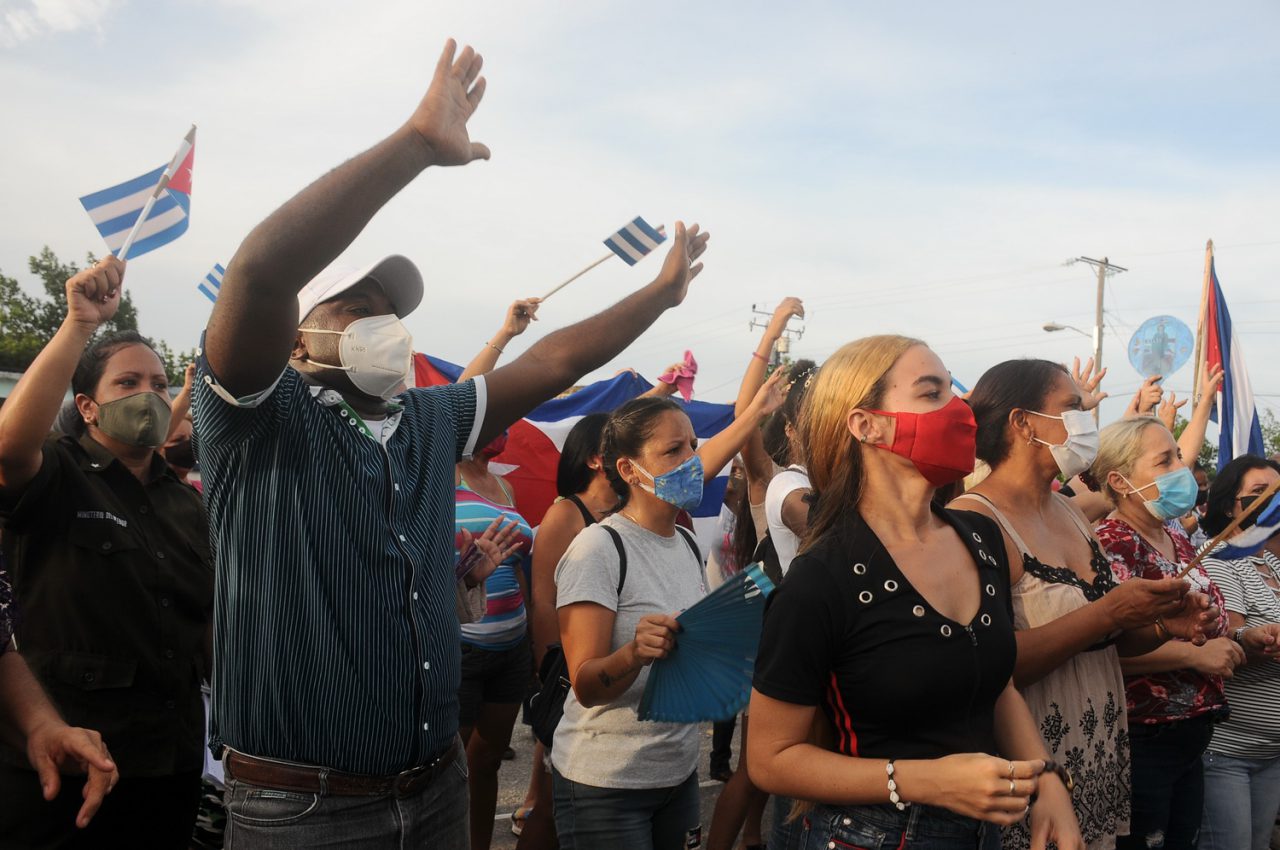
[1067,256,1127,421]
[748,304,805,368]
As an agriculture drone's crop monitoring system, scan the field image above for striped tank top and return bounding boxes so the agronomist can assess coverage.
[455,474,534,650]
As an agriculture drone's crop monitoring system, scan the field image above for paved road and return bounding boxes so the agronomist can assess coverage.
[487,722,775,850]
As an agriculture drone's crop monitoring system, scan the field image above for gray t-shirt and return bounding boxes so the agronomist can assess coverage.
[551,513,707,789]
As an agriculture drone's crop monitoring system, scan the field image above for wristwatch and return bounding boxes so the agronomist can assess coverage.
[1233,626,1249,645]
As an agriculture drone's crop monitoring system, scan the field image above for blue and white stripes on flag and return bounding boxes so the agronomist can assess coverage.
[603,217,666,266]
[79,165,190,260]
[1201,257,1265,469]
[198,263,225,303]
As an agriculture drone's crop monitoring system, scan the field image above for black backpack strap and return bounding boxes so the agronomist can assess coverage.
[675,525,702,565]
[602,525,628,594]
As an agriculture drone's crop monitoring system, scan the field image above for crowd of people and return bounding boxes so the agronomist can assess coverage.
[1,37,1279,850]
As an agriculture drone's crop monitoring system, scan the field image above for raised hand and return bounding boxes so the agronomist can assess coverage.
[26,720,118,828]
[1158,391,1188,432]
[502,298,541,338]
[1197,361,1224,406]
[654,222,710,307]
[767,297,805,338]
[1071,356,1108,411]
[752,367,789,416]
[1125,375,1164,418]
[406,39,490,166]
[64,257,125,330]
[457,517,523,585]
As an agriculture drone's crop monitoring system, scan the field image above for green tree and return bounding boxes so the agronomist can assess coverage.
[0,247,193,384]
[1258,410,1280,459]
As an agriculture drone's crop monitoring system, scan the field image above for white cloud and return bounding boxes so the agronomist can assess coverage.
[0,0,114,46]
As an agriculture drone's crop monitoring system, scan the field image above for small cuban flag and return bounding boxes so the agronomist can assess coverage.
[79,126,195,260]
[197,263,225,303]
[603,217,666,266]
[1212,493,1280,561]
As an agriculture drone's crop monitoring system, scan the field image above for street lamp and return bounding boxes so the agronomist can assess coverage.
[1043,322,1089,337]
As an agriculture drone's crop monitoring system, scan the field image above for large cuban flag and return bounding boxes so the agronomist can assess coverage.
[414,353,735,549]
[1201,257,1265,469]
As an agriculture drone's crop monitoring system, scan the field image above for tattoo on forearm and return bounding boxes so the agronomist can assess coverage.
[597,662,640,689]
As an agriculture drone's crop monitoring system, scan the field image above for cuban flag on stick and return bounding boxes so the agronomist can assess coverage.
[1194,242,1264,470]
[413,352,734,550]
[1179,478,1280,577]
[79,125,195,261]
[541,216,667,301]
[197,263,225,303]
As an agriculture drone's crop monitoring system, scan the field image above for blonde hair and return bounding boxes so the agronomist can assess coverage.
[799,334,925,551]
[1088,416,1168,502]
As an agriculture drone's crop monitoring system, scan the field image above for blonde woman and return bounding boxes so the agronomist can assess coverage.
[1090,417,1232,850]
[748,335,1082,850]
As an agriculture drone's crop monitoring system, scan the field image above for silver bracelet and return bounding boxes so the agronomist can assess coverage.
[486,341,504,355]
[886,759,909,811]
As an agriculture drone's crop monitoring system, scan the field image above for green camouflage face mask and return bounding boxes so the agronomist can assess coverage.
[94,391,172,448]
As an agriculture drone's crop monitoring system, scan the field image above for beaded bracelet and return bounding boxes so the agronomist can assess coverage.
[751,351,768,362]
[886,759,909,811]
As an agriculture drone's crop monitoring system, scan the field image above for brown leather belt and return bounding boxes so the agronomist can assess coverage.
[224,738,459,798]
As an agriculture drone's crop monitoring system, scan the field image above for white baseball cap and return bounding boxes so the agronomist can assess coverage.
[297,255,424,323]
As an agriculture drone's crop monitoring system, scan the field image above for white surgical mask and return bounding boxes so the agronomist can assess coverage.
[1027,409,1098,479]
[300,314,413,400]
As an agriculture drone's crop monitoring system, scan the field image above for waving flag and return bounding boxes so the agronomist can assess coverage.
[1212,494,1280,561]
[197,263,225,303]
[413,353,735,545]
[1197,251,1264,469]
[80,127,195,260]
[603,217,667,266]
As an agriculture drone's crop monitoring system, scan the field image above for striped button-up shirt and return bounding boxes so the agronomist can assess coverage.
[193,356,486,775]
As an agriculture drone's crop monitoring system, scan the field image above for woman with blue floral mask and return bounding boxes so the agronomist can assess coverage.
[551,372,785,850]
[1092,417,1235,850]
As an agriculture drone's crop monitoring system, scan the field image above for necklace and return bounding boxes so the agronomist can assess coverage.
[620,510,644,526]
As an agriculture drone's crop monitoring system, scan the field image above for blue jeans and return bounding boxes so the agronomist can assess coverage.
[222,737,469,849]
[1199,749,1280,850]
[552,767,701,850]
[1117,714,1214,850]
[790,802,1000,850]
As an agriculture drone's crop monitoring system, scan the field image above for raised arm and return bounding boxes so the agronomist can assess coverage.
[205,39,490,397]
[0,259,123,494]
[697,369,787,484]
[1177,362,1223,464]
[735,298,804,491]
[479,222,710,446]
[458,298,540,382]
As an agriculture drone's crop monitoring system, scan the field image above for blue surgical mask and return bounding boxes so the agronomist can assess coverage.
[1122,467,1199,521]
[632,455,705,511]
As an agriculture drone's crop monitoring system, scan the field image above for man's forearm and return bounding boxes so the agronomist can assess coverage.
[0,652,62,750]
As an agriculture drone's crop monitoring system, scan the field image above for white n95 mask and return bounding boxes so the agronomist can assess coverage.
[300,314,414,400]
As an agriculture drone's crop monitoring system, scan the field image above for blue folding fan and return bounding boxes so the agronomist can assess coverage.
[637,562,776,723]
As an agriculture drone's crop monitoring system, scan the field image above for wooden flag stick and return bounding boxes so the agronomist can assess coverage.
[541,252,614,301]
[541,224,667,301]
[1177,476,1280,578]
[1192,239,1213,403]
[118,125,196,261]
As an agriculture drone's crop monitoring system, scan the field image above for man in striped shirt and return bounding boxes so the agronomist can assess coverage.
[193,39,710,849]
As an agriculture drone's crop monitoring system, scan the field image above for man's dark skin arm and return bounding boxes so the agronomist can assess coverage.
[204,39,490,397]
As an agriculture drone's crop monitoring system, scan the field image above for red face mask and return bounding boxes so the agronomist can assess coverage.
[868,395,977,487]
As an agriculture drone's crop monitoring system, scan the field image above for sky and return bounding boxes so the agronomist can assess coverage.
[1,0,1278,425]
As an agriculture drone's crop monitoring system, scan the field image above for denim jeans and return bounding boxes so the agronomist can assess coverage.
[1198,749,1280,850]
[552,767,701,850]
[790,802,1000,850]
[1117,714,1214,850]
[222,737,469,849]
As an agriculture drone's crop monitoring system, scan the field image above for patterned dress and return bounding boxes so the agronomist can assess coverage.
[957,495,1130,850]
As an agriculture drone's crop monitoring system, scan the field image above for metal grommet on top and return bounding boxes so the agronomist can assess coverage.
[852,563,867,575]
[842,817,852,826]
[940,624,953,637]
[884,580,899,592]
[981,613,992,627]
[986,583,996,596]
[912,605,926,617]
[858,591,873,604]
[972,532,983,543]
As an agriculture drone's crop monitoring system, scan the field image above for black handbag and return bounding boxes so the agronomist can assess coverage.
[527,643,571,747]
